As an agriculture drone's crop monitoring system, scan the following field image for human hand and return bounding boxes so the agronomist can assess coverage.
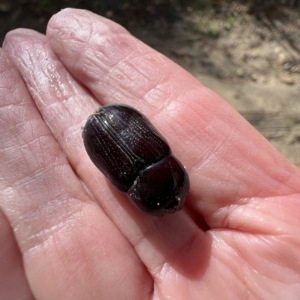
[1,8,300,300]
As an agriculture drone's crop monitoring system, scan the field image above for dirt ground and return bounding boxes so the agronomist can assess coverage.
[130,5,300,168]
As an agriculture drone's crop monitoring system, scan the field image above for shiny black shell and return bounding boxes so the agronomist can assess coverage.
[82,104,189,216]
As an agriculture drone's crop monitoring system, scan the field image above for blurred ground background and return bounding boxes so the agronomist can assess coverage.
[1,0,300,167]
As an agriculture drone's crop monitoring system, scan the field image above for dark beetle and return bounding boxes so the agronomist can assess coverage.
[82,104,189,216]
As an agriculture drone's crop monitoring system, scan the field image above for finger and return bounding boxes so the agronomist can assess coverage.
[0,209,33,300]
[0,48,151,299]
[3,26,207,290]
[46,9,300,225]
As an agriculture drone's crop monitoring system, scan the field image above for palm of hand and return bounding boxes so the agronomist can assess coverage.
[0,8,300,300]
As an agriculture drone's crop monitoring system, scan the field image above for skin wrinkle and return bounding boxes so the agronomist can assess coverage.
[25,222,111,299]
[187,107,298,200]
[0,94,32,110]
[1,162,67,209]
[109,59,171,106]
[214,194,300,234]
[72,13,93,41]
[126,219,158,254]
[82,45,138,91]
[143,82,172,109]
[229,127,292,194]
[230,234,300,286]
[70,31,134,77]
[4,37,98,156]
[56,21,181,113]
[36,89,94,130]
[211,238,250,295]
[50,242,83,298]
[1,156,50,193]
[15,199,87,253]
[0,134,52,166]
[94,34,138,68]
[89,31,136,65]
[140,83,204,150]
[54,10,128,54]
[203,129,232,164]
[58,216,135,275]
[23,51,69,102]
[28,101,94,167]
[143,73,186,115]
[15,136,61,174]
[44,100,86,131]
[17,51,47,104]
[221,205,280,235]
[65,71,81,92]
[4,35,73,111]
[216,198,279,232]
[54,124,87,168]
[212,176,240,203]
[167,92,214,136]
[43,93,93,124]
[151,262,172,288]
[43,62,69,99]
[0,109,38,136]
[128,52,169,81]
[4,149,70,199]
[56,117,84,142]
[106,61,151,97]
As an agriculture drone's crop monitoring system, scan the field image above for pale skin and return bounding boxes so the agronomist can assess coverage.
[0,8,300,300]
